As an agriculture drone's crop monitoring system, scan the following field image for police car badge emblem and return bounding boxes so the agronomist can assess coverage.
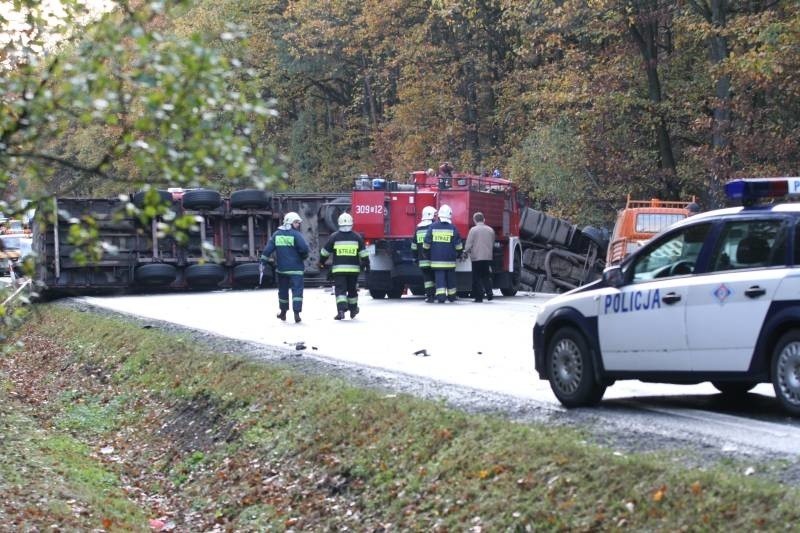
[713,283,732,303]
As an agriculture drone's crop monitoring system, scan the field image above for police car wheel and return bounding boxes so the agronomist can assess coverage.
[711,381,757,396]
[772,331,800,415]
[546,327,606,407]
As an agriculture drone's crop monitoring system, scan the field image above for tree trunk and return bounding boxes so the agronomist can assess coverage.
[687,0,731,206]
[709,0,731,206]
[462,58,481,164]
[629,15,678,196]
[362,55,378,129]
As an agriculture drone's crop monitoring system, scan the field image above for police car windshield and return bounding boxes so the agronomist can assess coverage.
[631,223,711,282]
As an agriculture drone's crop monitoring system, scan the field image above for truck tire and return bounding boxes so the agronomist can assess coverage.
[185,263,226,287]
[520,269,541,288]
[369,289,386,299]
[320,197,351,232]
[232,262,273,287]
[409,285,426,296]
[501,249,521,296]
[133,189,172,208]
[546,326,606,407]
[135,263,177,286]
[182,189,222,211]
[581,225,609,254]
[230,189,272,209]
[386,281,405,299]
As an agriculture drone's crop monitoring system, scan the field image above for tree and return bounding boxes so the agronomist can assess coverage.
[1,0,280,220]
[0,0,281,327]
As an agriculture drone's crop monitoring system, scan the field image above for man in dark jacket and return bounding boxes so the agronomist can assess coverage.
[423,204,463,303]
[261,212,309,323]
[318,212,369,320]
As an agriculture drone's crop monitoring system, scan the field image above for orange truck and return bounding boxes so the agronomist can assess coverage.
[606,196,698,265]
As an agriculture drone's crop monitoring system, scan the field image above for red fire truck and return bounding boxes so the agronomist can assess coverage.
[351,170,523,299]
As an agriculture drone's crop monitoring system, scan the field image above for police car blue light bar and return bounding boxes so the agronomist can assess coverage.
[725,177,800,203]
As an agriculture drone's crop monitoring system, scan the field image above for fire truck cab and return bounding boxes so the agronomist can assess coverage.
[351,170,523,298]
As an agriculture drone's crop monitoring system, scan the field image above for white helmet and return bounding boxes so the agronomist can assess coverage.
[283,212,302,227]
[437,204,453,223]
[421,206,436,222]
[338,212,353,231]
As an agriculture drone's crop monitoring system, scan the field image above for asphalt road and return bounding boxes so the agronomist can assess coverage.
[78,287,800,460]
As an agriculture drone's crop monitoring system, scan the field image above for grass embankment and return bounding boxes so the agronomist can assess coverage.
[1,304,798,530]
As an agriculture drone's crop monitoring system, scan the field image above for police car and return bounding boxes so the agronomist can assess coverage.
[533,177,800,415]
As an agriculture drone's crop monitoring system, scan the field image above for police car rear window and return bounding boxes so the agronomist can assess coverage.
[635,213,686,233]
[710,220,786,272]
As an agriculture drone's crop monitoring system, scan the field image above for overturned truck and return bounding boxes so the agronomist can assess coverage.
[31,185,607,297]
[32,189,350,295]
[517,208,609,293]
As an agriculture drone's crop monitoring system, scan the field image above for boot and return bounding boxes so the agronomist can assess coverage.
[425,297,434,303]
[294,311,301,323]
[334,310,345,320]
[277,310,287,321]
[349,306,359,319]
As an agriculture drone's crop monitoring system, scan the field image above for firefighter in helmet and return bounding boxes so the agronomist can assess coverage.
[423,204,463,303]
[261,212,310,323]
[318,212,369,320]
[411,205,437,303]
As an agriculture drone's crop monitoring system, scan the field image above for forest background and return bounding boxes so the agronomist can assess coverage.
[3,0,800,228]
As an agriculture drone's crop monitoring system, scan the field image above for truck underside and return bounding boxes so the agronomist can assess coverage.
[33,191,350,296]
[30,183,608,298]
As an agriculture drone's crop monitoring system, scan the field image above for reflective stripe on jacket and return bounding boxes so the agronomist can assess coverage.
[320,230,368,275]
[262,228,309,275]
[423,221,462,269]
[411,224,431,268]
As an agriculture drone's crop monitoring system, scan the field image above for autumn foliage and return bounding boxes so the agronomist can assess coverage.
[178,0,800,223]
[4,1,800,227]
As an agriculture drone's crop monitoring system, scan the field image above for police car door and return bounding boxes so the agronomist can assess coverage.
[597,223,712,371]
[684,218,788,370]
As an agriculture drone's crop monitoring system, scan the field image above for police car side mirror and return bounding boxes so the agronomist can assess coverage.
[603,265,624,288]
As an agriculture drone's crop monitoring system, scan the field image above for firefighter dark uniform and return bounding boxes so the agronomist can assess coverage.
[411,205,437,303]
[423,205,463,303]
[319,213,369,320]
[261,212,309,323]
